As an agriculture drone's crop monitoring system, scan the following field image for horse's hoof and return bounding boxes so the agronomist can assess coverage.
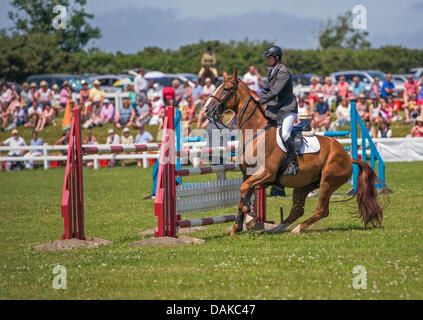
[245,215,256,231]
[290,225,302,234]
[265,223,290,234]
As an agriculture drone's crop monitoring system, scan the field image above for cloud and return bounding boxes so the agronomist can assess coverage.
[92,7,320,53]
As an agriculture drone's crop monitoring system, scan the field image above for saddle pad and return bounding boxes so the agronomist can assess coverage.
[276,126,321,154]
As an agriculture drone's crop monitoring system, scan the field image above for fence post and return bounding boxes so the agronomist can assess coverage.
[43,144,49,170]
[350,102,359,194]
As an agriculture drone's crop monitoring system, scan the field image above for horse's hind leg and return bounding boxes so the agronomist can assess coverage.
[291,172,347,234]
[266,182,317,234]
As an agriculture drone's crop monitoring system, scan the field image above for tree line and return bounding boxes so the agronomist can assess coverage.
[1,0,422,83]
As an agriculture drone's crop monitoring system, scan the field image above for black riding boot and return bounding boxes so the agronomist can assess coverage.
[284,136,300,176]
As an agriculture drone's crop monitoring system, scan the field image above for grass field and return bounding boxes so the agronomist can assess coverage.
[0,161,422,300]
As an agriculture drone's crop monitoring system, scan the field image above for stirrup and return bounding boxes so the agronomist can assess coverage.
[283,162,300,176]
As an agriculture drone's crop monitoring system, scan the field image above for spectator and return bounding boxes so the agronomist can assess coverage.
[0,100,12,131]
[377,119,392,138]
[364,119,376,139]
[115,98,135,129]
[135,124,153,145]
[182,96,197,124]
[349,76,366,101]
[369,98,382,124]
[106,128,121,144]
[120,127,134,167]
[181,80,192,102]
[202,78,216,96]
[322,77,336,109]
[51,84,61,116]
[403,74,418,104]
[172,79,184,106]
[297,97,312,118]
[36,81,53,108]
[243,66,263,93]
[134,68,148,101]
[24,100,42,129]
[135,125,153,167]
[336,76,349,104]
[381,73,396,100]
[149,93,165,126]
[402,93,420,124]
[134,96,151,127]
[54,129,70,157]
[313,94,330,130]
[335,98,351,127]
[89,79,105,121]
[0,129,26,171]
[79,80,90,106]
[25,82,38,114]
[146,80,157,102]
[308,76,322,109]
[356,94,370,121]
[385,96,400,122]
[418,75,423,108]
[5,103,25,131]
[83,129,98,167]
[83,129,97,146]
[35,102,56,131]
[369,76,381,101]
[99,98,115,125]
[20,82,30,106]
[192,79,204,106]
[379,101,392,123]
[59,81,71,109]
[1,82,12,109]
[127,83,136,107]
[410,116,423,137]
[24,131,43,170]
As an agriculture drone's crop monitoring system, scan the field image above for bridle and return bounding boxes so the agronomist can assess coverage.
[208,79,271,130]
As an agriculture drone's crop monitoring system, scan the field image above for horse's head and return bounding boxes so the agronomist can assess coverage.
[204,69,240,121]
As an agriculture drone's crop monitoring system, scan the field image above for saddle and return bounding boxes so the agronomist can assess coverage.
[280,117,313,155]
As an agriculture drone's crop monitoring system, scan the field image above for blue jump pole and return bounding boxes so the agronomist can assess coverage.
[350,102,359,194]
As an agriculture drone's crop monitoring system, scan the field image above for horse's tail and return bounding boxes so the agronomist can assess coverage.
[352,159,383,228]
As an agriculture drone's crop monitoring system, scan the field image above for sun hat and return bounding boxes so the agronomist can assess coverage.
[52,84,59,90]
[318,93,324,98]
[416,116,423,123]
[30,82,37,88]
[108,129,114,134]
[205,77,211,82]
[40,80,48,87]
[104,98,110,104]
[123,127,130,133]
[93,79,100,85]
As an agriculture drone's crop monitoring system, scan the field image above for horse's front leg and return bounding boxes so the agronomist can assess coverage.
[230,169,273,236]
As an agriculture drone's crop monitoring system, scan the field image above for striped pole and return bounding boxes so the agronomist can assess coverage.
[315,131,350,137]
[177,215,237,228]
[175,164,240,177]
[83,144,161,155]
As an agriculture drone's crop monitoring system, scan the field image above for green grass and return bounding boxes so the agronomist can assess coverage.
[0,162,422,300]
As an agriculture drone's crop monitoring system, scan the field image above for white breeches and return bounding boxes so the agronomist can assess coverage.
[278,112,297,141]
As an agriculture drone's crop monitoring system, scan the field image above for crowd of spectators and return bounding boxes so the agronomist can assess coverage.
[1,67,423,171]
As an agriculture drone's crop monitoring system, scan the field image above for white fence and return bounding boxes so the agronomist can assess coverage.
[0,144,159,171]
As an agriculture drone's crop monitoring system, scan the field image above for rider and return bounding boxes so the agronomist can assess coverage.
[199,46,218,79]
[252,45,300,175]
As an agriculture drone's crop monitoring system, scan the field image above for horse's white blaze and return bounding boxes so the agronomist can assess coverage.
[204,84,223,110]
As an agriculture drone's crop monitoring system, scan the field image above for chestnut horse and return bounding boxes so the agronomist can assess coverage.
[203,69,383,236]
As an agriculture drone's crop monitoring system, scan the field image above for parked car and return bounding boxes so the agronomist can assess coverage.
[26,74,91,92]
[292,74,322,97]
[330,70,386,93]
[409,68,423,81]
[89,75,127,93]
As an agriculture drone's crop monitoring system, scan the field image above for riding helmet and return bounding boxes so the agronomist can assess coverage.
[264,45,283,59]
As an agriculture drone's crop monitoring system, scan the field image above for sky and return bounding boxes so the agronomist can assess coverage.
[0,0,422,52]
